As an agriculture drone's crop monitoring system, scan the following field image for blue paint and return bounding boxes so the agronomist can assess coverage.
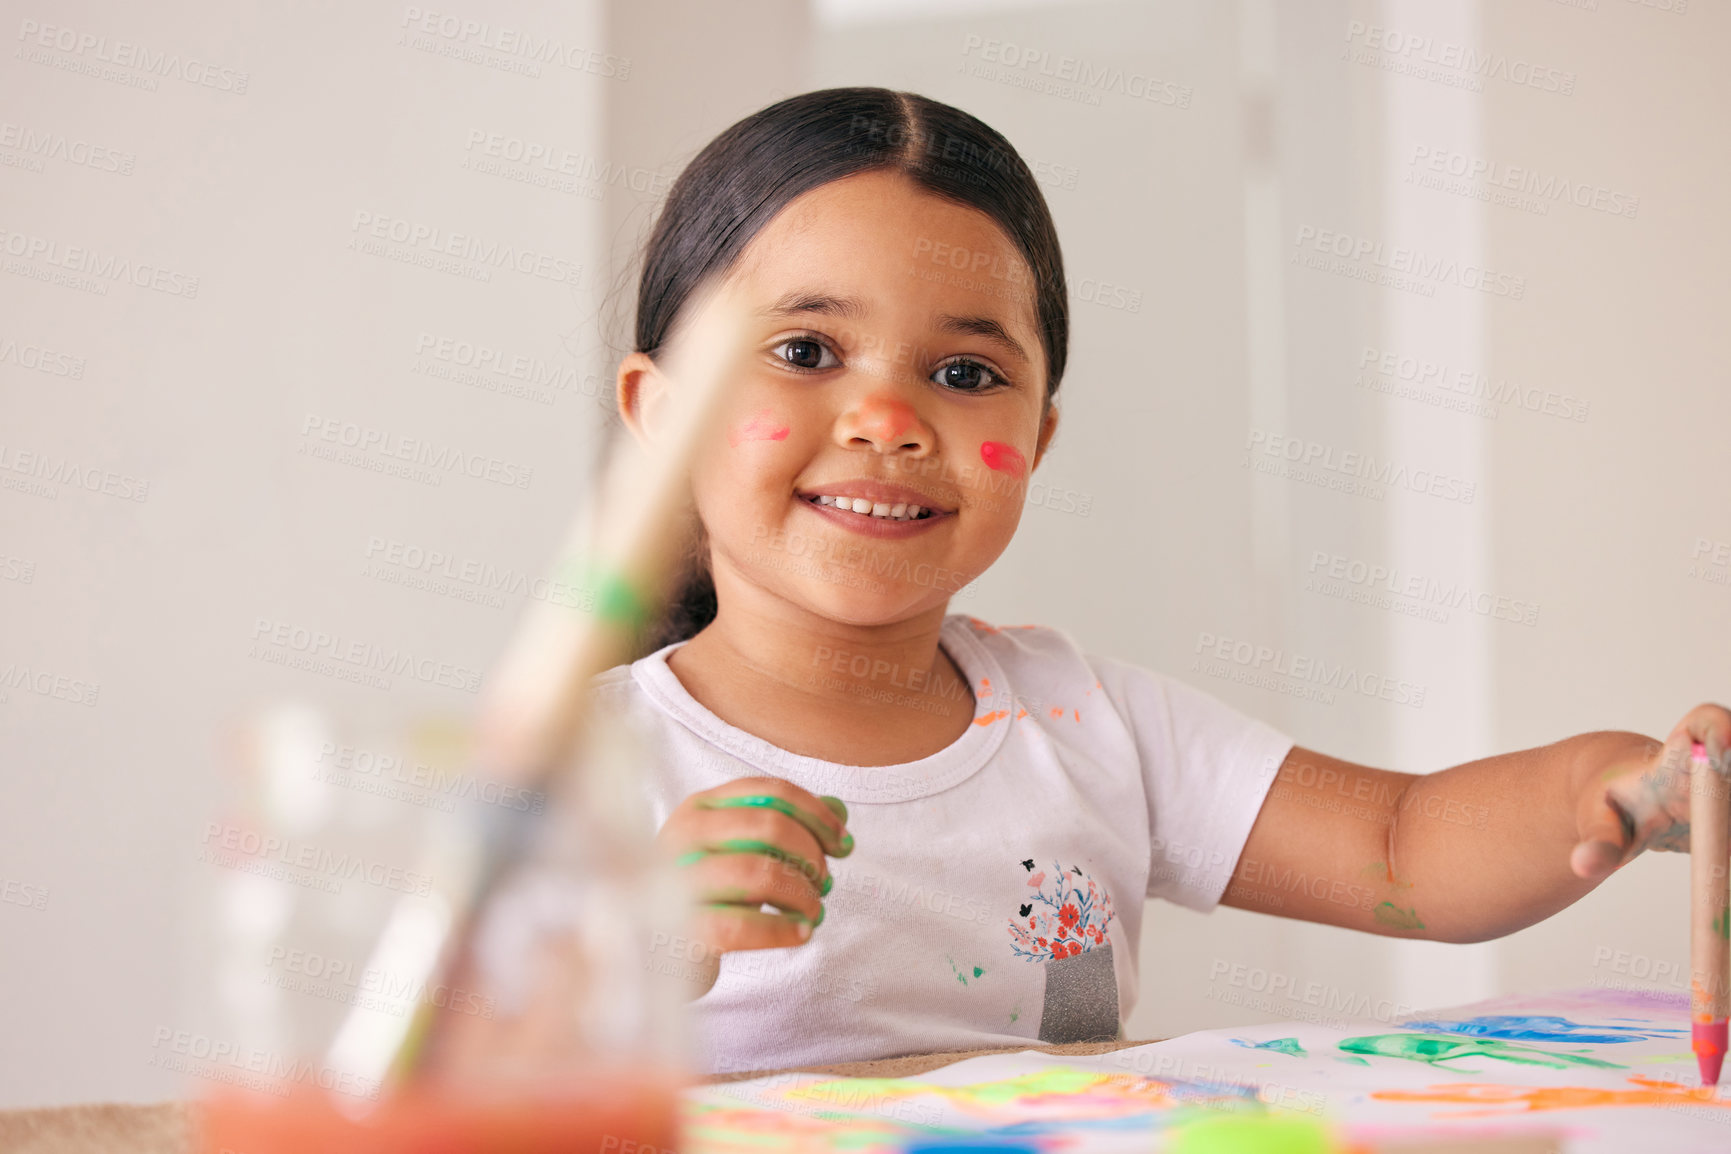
[1230,1037,1306,1057]
[1398,1014,1685,1044]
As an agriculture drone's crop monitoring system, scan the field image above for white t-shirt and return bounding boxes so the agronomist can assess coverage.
[589,613,1294,1074]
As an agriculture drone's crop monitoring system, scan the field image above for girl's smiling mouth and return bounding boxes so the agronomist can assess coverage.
[794,481,955,536]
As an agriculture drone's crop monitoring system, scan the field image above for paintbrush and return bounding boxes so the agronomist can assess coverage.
[322,279,755,1092]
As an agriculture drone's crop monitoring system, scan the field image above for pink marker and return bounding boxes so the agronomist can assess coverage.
[1690,739,1728,1085]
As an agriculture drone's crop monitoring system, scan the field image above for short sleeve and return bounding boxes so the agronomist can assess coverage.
[1086,654,1294,911]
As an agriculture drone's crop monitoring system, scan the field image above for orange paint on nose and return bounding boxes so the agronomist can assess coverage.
[856,396,918,441]
[728,409,790,447]
[980,441,1025,476]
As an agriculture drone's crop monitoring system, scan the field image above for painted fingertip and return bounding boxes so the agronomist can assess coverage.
[820,795,849,823]
[820,874,833,896]
[838,832,855,857]
[674,850,706,868]
[813,904,825,928]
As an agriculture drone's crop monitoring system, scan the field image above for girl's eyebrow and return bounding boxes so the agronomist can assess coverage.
[935,313,1030,365]
[762,290,868,320]
[763,290,1030,365]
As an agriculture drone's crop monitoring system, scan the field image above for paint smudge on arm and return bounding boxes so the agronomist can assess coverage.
[1374,902,1426,931]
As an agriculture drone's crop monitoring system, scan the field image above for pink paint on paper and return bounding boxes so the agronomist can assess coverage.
[728,409,790,447]
[980,441,1026,476]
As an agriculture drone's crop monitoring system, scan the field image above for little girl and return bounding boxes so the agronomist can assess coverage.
[588,87,1727,1074]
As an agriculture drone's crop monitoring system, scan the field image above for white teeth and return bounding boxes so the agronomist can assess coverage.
[807,495,933,521]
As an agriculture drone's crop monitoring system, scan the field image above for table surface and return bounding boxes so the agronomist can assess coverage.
[0,1039,1153,1154]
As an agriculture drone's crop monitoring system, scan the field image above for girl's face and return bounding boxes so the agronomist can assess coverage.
[623,168,1058,629]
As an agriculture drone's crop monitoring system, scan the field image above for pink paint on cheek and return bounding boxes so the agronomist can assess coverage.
[979,441,1026,476]
[727,409,790,447]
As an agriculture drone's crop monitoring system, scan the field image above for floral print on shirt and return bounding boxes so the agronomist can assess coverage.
[1008,859,1116,962]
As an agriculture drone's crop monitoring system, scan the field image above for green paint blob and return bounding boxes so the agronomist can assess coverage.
[946,959,987,986]
[1373,902,1426,931]
[1336,1055,1371,1066]
[1339,1033,1623,1070]
[1715,906,1730,941]
[1168,1114,1332,1154]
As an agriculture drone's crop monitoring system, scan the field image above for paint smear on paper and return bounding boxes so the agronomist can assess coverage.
[1231,1037,1307,1058]
[979,441,1026,476]
[1400,1014,1685,1044]
[1340,1033,1623,1070]
[728,409,790,446]
[785,1068,1255,1119]
[1372,1075,1731,1118]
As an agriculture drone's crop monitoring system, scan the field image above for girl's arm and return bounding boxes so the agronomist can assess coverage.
[1220,704,1730,942]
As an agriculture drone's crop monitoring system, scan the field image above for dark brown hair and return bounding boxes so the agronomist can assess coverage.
[623,87,1068,658]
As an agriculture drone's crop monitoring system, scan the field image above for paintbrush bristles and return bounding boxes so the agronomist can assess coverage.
[476,279,753,786]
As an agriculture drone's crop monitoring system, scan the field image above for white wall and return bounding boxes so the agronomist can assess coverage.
[2,0,1724,1106]
[0,0,801,1108]
[812,0,1727,1040]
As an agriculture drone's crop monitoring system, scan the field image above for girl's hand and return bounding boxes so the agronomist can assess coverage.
[656,777,853,985]
[1570,703,1731,880]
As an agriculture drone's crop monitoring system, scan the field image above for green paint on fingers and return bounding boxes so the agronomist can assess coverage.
[1715,906,1730,941]
[686,838,822,883]
[700,794,850,855]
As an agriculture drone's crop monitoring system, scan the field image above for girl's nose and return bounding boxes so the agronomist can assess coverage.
[836,394,933,455]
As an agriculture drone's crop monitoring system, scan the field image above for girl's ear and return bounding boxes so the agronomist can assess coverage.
[1031,401,1060,472]
[616,351,670,446]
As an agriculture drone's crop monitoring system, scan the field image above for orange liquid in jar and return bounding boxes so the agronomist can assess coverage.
[198,1073,683,1154]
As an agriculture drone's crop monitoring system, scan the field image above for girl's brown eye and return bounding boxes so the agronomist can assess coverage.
[934,360,999,392]
[775,338,837,370]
